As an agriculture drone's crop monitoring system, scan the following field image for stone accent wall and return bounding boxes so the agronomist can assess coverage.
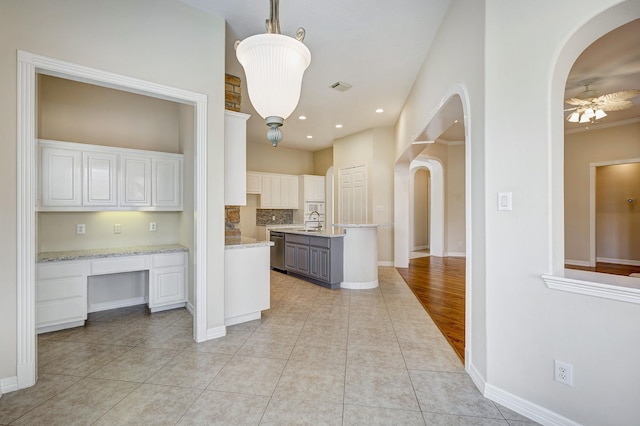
[256,209,294,226]
[225,205,241,243]
[225,74,241,112]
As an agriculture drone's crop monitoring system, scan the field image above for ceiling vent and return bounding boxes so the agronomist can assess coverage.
[330,81,353,92]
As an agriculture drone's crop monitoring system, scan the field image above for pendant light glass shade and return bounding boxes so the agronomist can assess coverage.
[567,112,579,122]
[594,109,607,120]
[236,33,311,123]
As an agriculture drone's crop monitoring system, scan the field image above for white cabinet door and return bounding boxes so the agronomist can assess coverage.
[261,174,278,207]
[152,157,182,210]
[281,175,299,208]
[83,151,118,207]
[224,111,250,205]
[149,252,186,311]
[40,145,82,207]
[121,154,152,207]
[247,172,262,194]
[304,175,325,201]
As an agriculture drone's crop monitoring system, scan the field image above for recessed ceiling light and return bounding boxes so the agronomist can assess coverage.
[376,108,384,113]
[335,124,343,128]
[299,115,306,120]
[454,119,458,123]
[307,135,313,139]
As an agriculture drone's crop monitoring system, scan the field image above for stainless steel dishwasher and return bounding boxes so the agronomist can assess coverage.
[270,231,286,272]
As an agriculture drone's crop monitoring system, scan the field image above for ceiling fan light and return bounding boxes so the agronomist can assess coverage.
[567,112,580,123]
[579,113,590,123]
[583,108,595,119]
[594,109,607,120]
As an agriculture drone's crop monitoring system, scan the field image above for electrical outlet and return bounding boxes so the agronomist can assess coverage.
[272,215,276,221]
[149,222,157,232]
[114,224,122,234]
[76,224,85,235]
[554,360,573,386]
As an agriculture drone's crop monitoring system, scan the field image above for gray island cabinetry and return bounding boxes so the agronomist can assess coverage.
[284,232,343,289]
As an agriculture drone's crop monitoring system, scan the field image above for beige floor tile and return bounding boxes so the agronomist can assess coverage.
[0,374,80,424]
[273,358,346,403]
[410,370,503,418]
[40,321,119,344]
[495,403,541,424]
[177,390,270,425]
[289,341,348,364]
[254,315,306,335]
[207,355,286,396]
[12,377,138,425]
[422,412,509,425]
[94,383,202,425]
[400,338,464,372]
[235,329,299,359]
[89,346,180,382]
[184,329,253,355]
[260,397,343,426]
[146,351,231,389]
[39,343,131,377]
[347,342,406,369]
[137,325,195,350]
[343,404,425,425]
[37,340,88,367]
[345,365,420,411]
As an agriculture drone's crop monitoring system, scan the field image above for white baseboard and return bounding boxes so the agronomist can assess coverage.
[412,245,429,251]
[564,259,591,267]
[186,301,195,316]
[466,360,485,395]
[596,257,640,266]
[485,383,581,426]
[225,311,261,326]
[377,261,394,267]
[0,376,18,394]
[445,251,466,258]
[206,325,226,340]
[88,297,148,313]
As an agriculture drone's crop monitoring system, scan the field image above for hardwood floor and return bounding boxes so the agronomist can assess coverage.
[565,262,640,276]
[396,256,466,363]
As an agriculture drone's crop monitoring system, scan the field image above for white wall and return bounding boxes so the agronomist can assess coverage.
[445,143,465,256]
[0,0,225,382]
[483,1,639,424]
[397,0,640,423]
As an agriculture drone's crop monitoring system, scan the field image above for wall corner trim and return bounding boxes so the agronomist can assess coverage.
[0,376,18,394]
[206,325,227,340]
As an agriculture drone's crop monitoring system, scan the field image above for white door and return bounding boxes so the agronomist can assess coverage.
[339,165,367,224]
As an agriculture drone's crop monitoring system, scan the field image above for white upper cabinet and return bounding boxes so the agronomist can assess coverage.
[246,172,262,194]
[301,174,325,202]
[38,139,183,211]
[40,145,82,207]
[259,173,298,209]
[83,151,117,207]
[224,111,250,206]
[120,154,152,207]
[152,156,182,209]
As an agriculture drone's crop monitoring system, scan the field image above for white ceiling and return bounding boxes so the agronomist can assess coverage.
[564,18,640,131]
[180,0,451,151]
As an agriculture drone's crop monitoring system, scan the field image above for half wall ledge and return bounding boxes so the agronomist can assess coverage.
[541,269,640,304]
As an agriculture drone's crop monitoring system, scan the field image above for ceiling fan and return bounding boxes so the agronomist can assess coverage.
[564,82,640,124]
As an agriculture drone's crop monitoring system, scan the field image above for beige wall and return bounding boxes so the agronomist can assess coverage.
[0,0,225,381]
[246,142,314,175]
[178,104,196,307]
[413,169,430,249]
[38,75,181,153]
[564,122,640,262]
[333,127,395,263]
[446,143,466,255]
[596,162,640,262]
[313,147,333,176]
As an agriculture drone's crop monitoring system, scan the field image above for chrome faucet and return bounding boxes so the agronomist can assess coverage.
[308,210,322,231]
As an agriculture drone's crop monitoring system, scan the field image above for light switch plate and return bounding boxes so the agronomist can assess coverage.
[498,192,512,211]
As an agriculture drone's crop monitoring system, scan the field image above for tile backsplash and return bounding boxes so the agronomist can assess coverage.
[256,209,294,225]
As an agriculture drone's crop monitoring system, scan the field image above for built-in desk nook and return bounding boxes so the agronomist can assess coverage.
[36,244,188,333]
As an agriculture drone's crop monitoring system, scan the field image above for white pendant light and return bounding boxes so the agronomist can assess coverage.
[594,108,607,120]
[567,112,580,123]
[235,0,311,147]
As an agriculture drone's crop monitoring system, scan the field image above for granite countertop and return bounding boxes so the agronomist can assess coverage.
[262,224,305,229]
[38,244,189,263]
[278,229,345,238]
[331,223,392,228]
[225,237,274,249]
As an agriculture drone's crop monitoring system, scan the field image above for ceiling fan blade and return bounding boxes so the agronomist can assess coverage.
[596,99,635,111]
[596,89,640,103]
[564,97,592,106]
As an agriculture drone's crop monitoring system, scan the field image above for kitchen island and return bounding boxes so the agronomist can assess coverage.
[280,230,345,289]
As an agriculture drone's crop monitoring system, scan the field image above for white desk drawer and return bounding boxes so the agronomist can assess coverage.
[37,261,84,280]
[37,298,85,326]
[152,252,185,268]
[90,255,148,275]
[37,276,84,302]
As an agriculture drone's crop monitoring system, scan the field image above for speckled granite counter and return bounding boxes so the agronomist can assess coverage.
[277,229,345,238]
[37,244,188,263]
[225,237,274,250]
